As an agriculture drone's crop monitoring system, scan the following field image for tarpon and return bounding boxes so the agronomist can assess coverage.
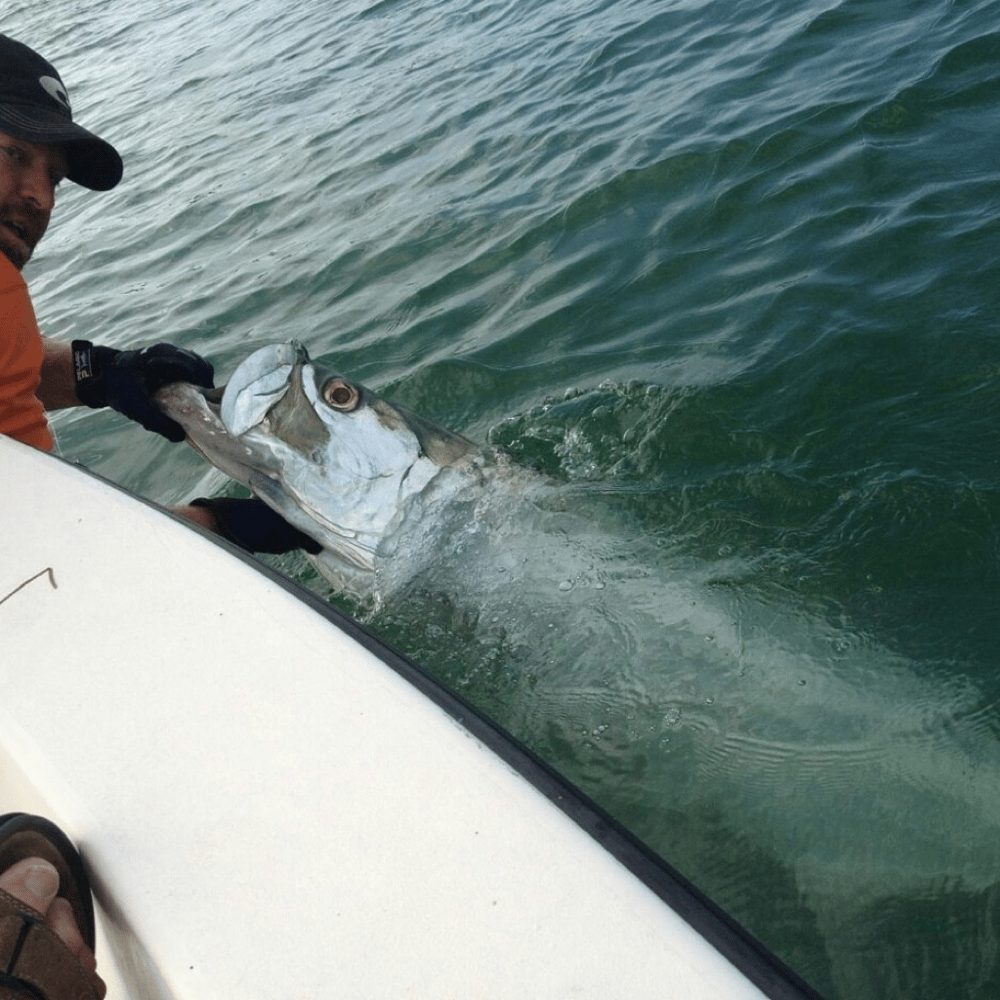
[157,341,1000,945]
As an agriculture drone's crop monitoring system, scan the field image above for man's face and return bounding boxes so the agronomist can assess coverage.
[0,131,67,270]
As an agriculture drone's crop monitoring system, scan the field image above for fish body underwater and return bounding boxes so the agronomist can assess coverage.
[156,344,1000,985]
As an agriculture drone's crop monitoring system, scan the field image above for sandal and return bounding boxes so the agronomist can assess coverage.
[0,813,101,1000]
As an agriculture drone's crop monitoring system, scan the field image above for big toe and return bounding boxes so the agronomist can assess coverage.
[0,857,60,916]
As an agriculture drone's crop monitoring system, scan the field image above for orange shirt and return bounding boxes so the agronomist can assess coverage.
[0,253,53,451]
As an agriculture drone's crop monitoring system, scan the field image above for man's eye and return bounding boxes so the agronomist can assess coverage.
[2,146,23,162]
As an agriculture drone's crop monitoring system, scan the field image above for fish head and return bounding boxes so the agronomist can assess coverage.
[161,341,479,580]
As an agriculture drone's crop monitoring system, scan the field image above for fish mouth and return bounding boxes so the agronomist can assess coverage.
[156,341,330,483]
[153,380,273,487]
[220,342,307,436]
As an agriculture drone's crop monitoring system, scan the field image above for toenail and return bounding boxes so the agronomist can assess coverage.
[21,862,59,903]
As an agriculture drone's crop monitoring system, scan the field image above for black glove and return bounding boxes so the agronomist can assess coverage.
[72,340,215,442]
[190,497,322,555]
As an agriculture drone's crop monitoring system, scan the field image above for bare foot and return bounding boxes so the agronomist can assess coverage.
[0,857,106,999]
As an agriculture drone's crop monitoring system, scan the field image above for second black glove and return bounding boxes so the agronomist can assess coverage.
[190,497,323,555]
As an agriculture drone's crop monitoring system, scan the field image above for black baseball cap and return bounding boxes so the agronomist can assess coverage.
[0,34,122,191]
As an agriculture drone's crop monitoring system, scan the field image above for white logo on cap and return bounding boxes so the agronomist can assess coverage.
[39,75,70,110]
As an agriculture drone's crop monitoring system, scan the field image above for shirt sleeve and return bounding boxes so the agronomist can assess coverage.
[0,257,54,451]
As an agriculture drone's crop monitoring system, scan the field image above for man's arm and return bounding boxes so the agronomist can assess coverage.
[42,336,214,440]
[38,337,80,410]
[35,336,319,554]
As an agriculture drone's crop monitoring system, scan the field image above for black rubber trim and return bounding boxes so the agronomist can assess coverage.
[69,457,826,1000]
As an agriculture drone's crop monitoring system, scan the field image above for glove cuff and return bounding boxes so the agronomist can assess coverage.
[72,340,121,409]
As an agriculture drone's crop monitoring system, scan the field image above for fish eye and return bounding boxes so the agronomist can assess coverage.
[322,377,360,411]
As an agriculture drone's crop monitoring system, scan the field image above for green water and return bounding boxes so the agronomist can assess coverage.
[8,0,1000,995]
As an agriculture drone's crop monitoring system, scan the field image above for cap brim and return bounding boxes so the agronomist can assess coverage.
[0,104,123,191]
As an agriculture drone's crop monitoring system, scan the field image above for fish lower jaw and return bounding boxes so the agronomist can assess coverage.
[309,547,381,603]
[312,529,378,573]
